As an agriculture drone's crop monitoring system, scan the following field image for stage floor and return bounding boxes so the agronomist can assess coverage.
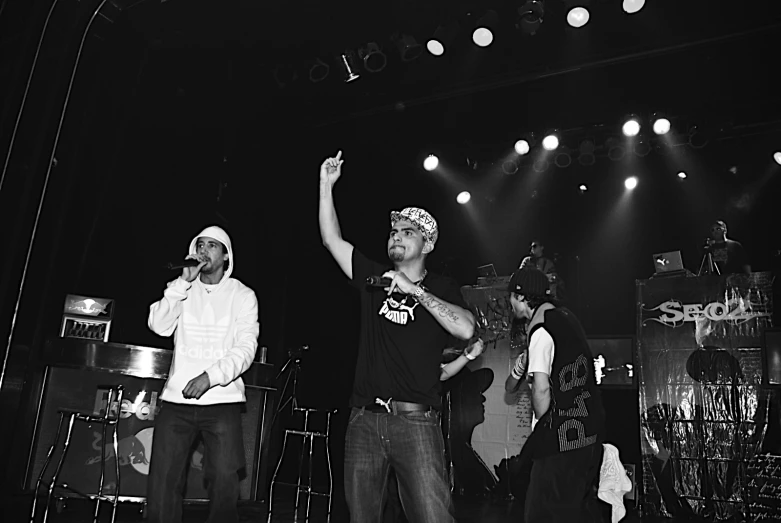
[15,494,698,522]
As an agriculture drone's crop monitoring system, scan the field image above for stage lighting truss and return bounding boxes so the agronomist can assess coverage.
[517,1,545,36]
[359,42,387,73]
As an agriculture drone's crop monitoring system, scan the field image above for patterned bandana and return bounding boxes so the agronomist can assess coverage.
[390,207,439,246]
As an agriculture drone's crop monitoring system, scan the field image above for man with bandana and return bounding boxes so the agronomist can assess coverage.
[318,151,475,522]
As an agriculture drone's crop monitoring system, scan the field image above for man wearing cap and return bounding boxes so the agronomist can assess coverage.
[705,220,751,275]
[318,151,475,522]
[504,267,605,523]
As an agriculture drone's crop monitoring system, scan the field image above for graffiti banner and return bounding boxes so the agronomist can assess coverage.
[637,272,775,521]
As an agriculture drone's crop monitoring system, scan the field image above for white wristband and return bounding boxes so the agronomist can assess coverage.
[464,352,476,361]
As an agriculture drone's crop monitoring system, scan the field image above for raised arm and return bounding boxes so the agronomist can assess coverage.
[319,150,354,279]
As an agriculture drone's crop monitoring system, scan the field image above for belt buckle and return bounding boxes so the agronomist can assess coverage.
[375,397,392,413]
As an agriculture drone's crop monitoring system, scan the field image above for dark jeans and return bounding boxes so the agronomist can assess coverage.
[147,401,245,523]
[525,443,605,523]
[345,407,454,523]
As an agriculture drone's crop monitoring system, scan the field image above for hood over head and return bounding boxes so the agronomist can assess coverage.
[188,225,234,282]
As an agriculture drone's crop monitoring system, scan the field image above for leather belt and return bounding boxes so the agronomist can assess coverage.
[363,399,435,414]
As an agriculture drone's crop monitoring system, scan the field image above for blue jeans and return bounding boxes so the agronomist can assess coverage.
[344,407,454,523]
[147,401,244,523]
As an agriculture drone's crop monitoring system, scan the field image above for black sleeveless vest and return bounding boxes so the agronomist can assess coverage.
[531,307,605,458]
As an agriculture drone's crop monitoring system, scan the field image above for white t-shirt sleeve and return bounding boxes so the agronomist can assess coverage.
[527,327,554,429]
[527,327,554,377]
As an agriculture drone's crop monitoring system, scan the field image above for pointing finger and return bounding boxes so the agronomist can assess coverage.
[335,150,342,161]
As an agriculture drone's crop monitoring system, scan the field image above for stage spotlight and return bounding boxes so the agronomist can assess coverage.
[517,1,544,35]
[272,65,298,88]
[688,125,710,149]
[533,158,550,173]
[678,171,687,179]
[633,139,651,157]
[457,191,471,204]
[542,134,559,151]
[338,51,360,83]
[554,147,572,168]
[653,117,671,135]
[359,43,387,73]
[423,155,439,171]
[622,118,641,137]
[502,159,519,175]
[392,34,423,62]
[774,152,781,165]
[427,21,461,56]
[623,0,645,14]
[473,10,499,47]
[606,137,625,161]
[308,59,330,83]
[515,139,531,155]
[578,139,596,166]
[579,184,588,192]
[567,7,590,28]
[625,176,638,190]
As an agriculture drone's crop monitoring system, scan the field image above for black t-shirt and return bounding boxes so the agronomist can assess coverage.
[710,239,749,274]
[350,249,467,408]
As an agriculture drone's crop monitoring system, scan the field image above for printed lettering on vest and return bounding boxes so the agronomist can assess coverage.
[559,353,589,392]
[558,418,598,452]
[558,390,591,418]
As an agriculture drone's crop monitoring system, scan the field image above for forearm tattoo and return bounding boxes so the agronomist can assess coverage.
[418,294,460,323]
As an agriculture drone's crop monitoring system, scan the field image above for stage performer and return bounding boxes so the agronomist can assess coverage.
[319,150,475,523]
[519,240,562,299]
[504,267,606,523]
[147,225,259,523]
[705,220,751,275]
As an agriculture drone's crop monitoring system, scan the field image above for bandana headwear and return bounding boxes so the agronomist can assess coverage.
[390,207,439,246]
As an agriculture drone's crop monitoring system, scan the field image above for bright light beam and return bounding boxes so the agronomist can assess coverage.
[542,135,559,151]
[515,140,530,155]
[456,191,471,204]
[625,176,638,190]
[567,7,590,28]
[423,155,439,171]
[622,119,641,137]
[653,118,671,135]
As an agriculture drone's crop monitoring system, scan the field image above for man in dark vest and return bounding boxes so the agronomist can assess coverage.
[504,267,606,522]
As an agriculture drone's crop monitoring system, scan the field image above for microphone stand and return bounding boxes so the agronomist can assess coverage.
[269,346,306,431]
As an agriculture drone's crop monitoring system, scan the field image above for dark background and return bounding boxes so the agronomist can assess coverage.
[1,0,780,410]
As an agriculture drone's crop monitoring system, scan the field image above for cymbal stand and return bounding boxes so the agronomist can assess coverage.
[270,346,307,430]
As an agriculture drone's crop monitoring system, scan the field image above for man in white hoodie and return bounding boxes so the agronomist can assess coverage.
[147,225,259,523]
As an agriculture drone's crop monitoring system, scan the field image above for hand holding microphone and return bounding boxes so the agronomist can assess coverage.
[181,254,208,282]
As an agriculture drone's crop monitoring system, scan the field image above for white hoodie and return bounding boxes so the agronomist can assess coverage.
[148,225,259,405]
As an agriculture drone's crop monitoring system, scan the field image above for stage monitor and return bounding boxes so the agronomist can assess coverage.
[587,335,636,388]
[762,328,781,388]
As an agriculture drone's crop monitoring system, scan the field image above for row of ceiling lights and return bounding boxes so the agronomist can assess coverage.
[273,0,649,87]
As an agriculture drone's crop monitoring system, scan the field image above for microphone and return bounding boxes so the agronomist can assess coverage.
[166,259,201,270]
[365,276,392,287]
